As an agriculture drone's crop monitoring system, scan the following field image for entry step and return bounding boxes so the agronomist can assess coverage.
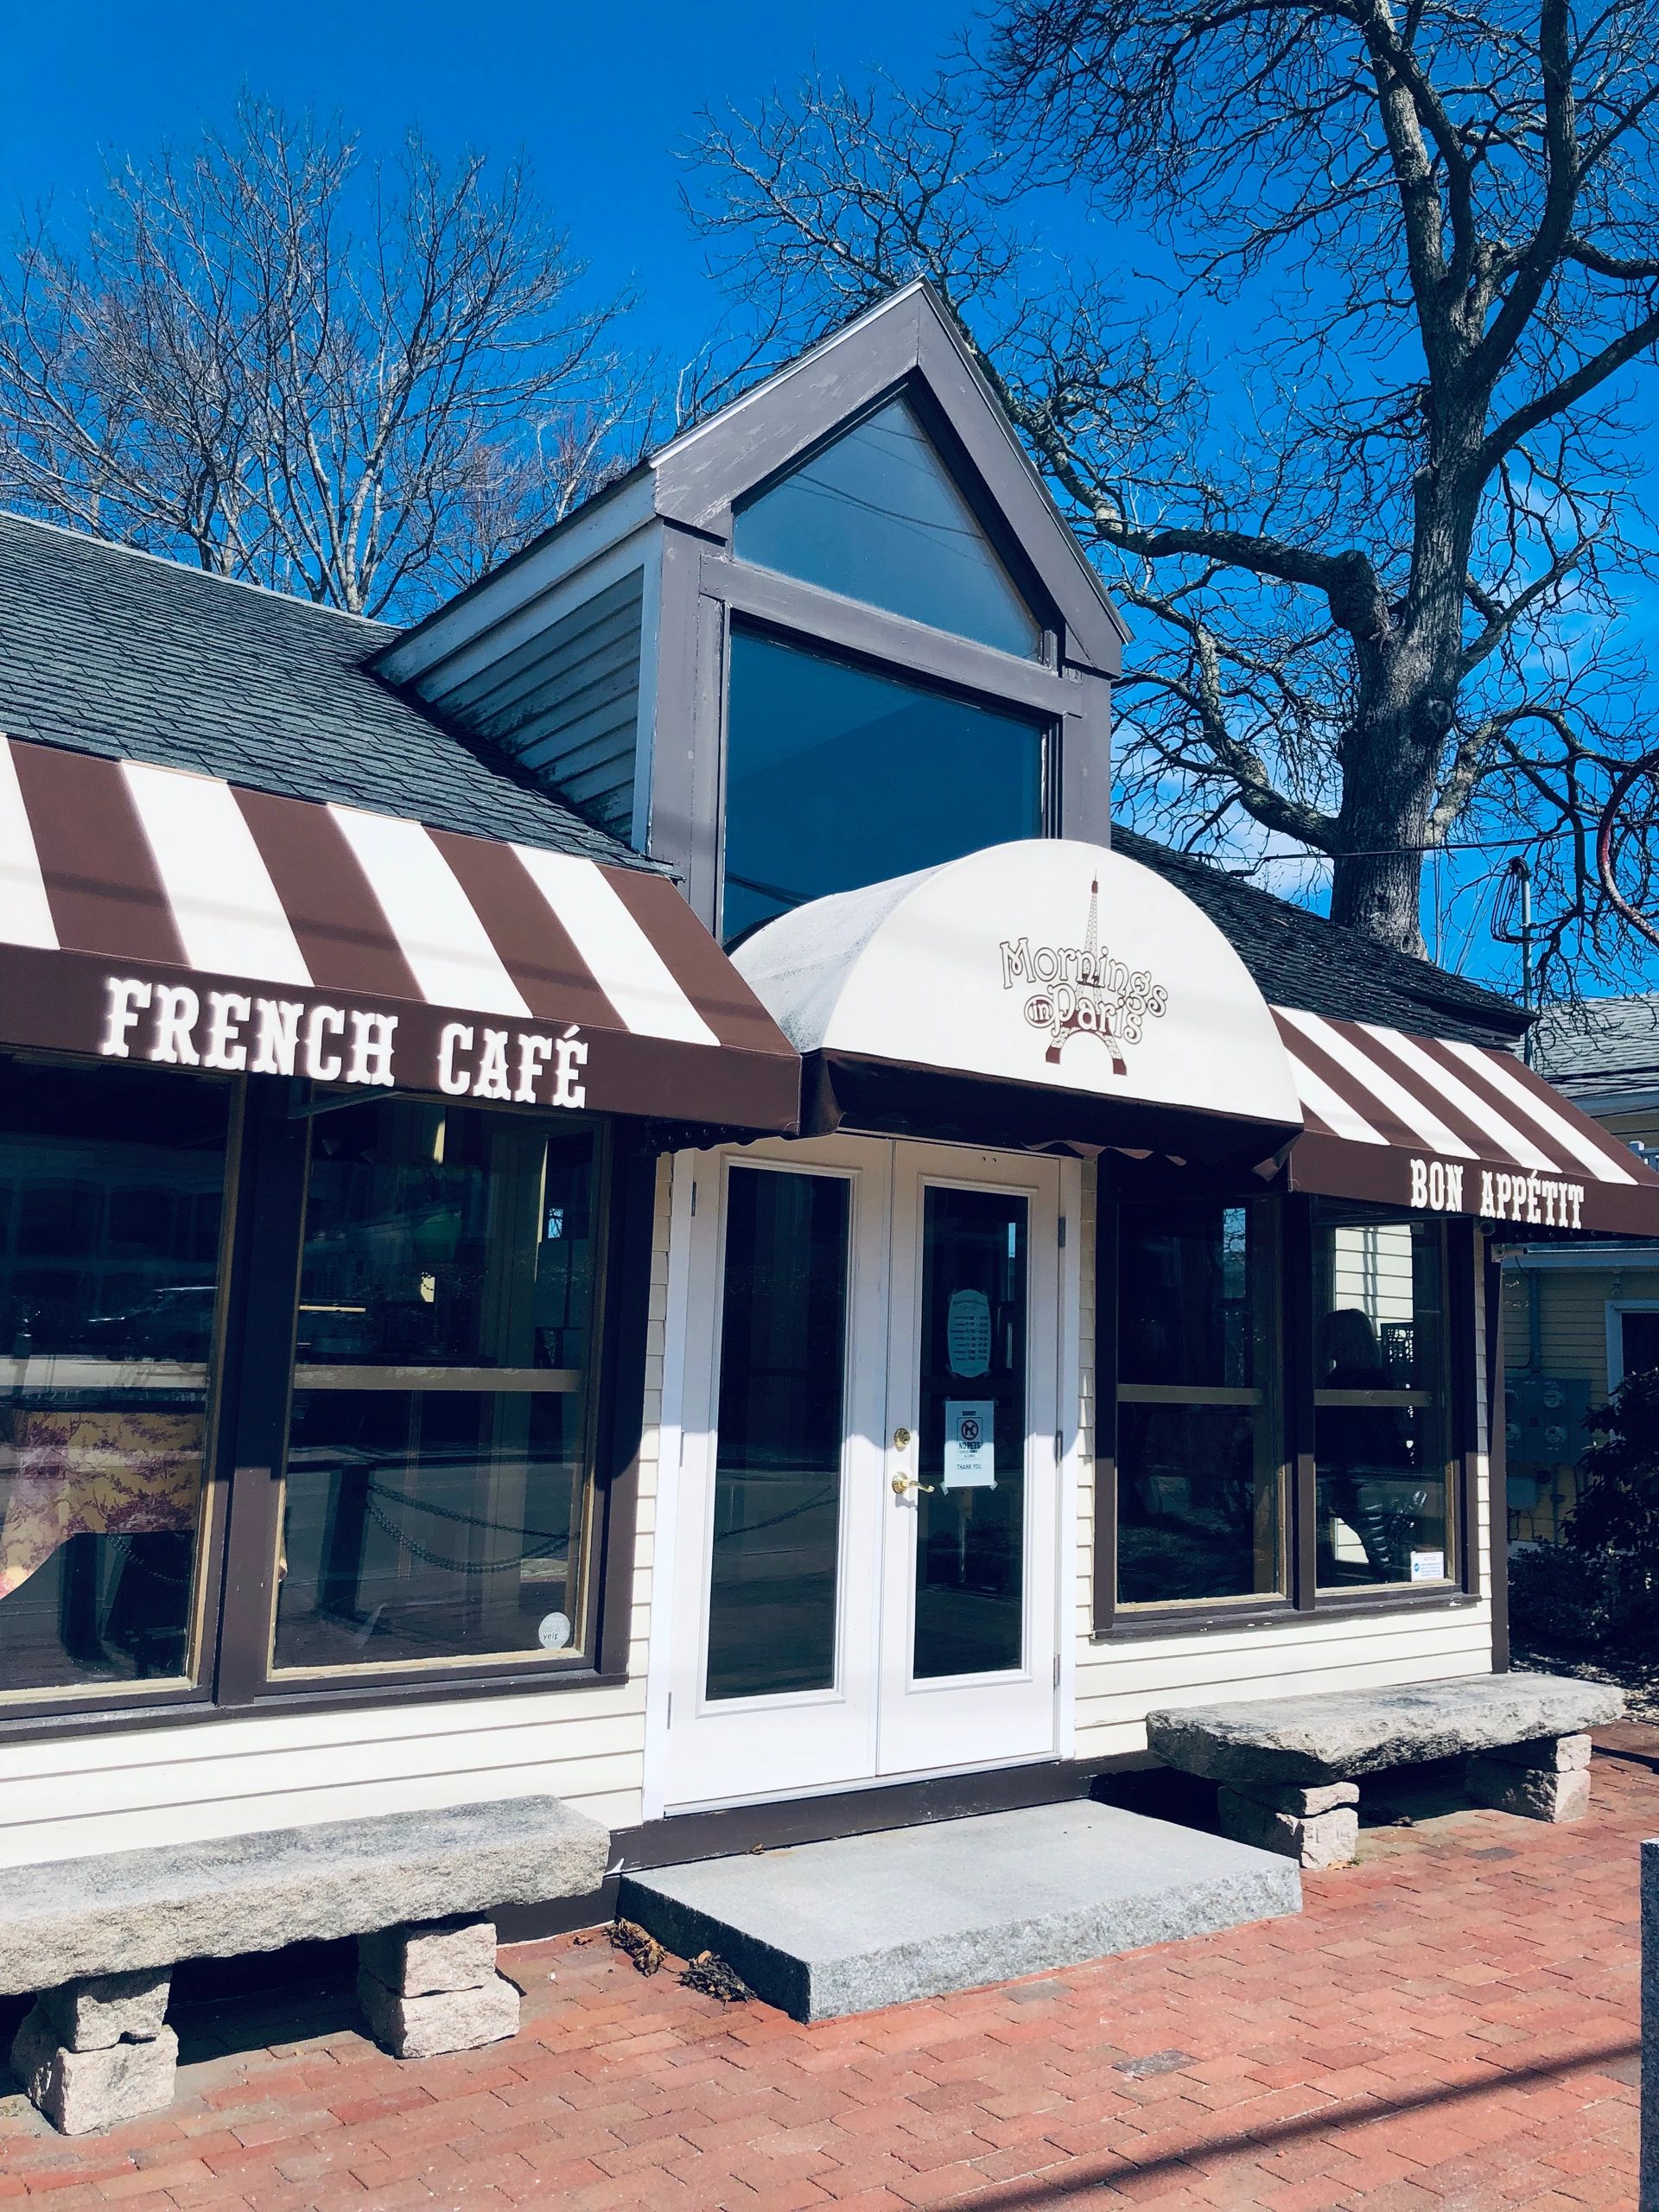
[619,1798,1301,2022]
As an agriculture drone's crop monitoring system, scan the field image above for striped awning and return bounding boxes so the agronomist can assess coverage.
[0,738,799,1130]
[1274,1006,1659,1236]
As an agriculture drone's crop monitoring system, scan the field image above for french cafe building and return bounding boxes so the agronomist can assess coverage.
[0,282,1653,1912]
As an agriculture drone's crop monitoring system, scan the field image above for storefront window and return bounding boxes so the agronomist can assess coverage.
[0,1059,230,1698]
[272,1100,602,1675]
[1313,1203,1452,1589]
[721,631,1046,944]
[1115,1200,1284,1606]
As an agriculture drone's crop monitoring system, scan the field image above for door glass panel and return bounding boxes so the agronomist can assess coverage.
[913,1185,1027,1680]
[706,1166,850,1700]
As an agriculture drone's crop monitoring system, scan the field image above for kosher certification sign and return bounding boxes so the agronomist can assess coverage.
[943,1399,996,1490]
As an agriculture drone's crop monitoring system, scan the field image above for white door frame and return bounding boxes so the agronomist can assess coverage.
[643,1135,1081,1821]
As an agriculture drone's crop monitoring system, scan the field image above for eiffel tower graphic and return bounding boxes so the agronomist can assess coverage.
[1044,879,1128,1075]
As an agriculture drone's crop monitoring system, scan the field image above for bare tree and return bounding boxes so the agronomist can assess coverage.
[0,98,642,619]
[690,7,1659,971]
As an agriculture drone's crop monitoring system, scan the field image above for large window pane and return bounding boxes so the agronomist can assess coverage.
[721,631,1045,945]
[273,1101,600,1673]
[1116,1200,1284,1606]
[1314,1204,1452,1589]
[733,396,1044,658]
[0,1059,229,1696]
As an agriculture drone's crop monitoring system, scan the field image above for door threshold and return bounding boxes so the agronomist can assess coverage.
[663,1748,1059,1821]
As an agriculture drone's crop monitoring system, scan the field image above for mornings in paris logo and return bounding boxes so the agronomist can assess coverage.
[996,880,1167,1073]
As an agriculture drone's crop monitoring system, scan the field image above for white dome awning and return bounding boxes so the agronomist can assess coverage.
[731,841,1304,1159]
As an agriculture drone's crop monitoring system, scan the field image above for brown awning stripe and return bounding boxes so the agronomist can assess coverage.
[1274,1005,1659,1236]
[0,735,799,1132]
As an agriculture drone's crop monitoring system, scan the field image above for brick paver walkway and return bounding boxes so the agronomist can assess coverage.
[1,1748,1652,2210]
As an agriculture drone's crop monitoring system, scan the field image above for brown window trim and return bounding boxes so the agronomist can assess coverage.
[1092,1194,1483,1640]
[0,1081,655,1745]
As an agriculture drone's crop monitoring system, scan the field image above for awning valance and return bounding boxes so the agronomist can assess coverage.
[733,839,1305,1163]
[1274,1006,1659,1236]
[0,738,799,1131]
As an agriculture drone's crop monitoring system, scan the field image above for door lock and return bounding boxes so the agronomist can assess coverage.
[892,1473,937,1497]
[892,1427,912,1449]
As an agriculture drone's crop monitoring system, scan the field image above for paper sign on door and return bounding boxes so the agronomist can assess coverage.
[943,1399,996,1490]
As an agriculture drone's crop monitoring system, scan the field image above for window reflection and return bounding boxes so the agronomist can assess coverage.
[1116,1201,1285,1605]
[722,632,1046,946]
[0,1059,229,1694]
[273,1101,601,1673]
[734,395,1043,658]
[1313,1205,1451,1588]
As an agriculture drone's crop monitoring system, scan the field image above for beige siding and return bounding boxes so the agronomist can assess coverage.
[1502,1254,1659,1538]
[1073,1180,1493,1760]
[0,1159,674,1871]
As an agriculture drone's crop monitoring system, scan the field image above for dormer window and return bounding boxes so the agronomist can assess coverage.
[733,397,1044,660]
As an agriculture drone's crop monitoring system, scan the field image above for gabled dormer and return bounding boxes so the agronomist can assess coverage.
[377,283,1127,941]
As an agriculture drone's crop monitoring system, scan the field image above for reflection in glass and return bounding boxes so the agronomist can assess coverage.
[706,1167,849,1700]
[1116,1201,1283,1605]
[913,1185,1027,1680]
[0,1059,228,1694]
[273,1101,599,1672]
[734,395,1044,658]
[1314,1205,1450,1588]
[721,632,1045,945]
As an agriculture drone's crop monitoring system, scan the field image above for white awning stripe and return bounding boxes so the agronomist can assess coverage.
[0,739,56,950]
[1287,1051,1389,1145]
[329,804,532,1018]
[123,760,312,988]
[1358,1023,1560,1173]
[1442,1039,1638,1184]
[512,846,718,1046]
[1277,1005,1478,1158]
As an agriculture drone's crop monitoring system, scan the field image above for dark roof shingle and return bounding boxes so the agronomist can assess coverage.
[0,512,648,865]
[1115,829,1529,1048]
[1531,995,1659,1097]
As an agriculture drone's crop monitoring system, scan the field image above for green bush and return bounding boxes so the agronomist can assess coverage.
[1510,1369,1659,1660]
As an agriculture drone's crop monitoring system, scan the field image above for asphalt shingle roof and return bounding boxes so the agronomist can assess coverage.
[0,512,647,865]
[1530,994,1659,1098]
[1115,828,1529,1048]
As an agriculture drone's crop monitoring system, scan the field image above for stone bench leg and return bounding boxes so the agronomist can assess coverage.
[1466,1733,1592,1822]
[357,1916,520,2060]
[9,1968,176,2135]
[1217,1781,1360,1870]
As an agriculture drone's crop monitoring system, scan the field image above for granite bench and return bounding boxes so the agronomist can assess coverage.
[1146,1673,1625,1872]
[0,1796,609,2135]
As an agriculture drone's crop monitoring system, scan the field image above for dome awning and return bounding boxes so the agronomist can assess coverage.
[731,840,1305,1162]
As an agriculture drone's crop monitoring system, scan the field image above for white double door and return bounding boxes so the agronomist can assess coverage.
[655,1135,1069,1815]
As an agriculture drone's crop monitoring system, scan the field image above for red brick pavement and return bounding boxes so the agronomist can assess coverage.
[0,1750,1652,2211]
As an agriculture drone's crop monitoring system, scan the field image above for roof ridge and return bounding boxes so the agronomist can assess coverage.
[0,508,396,633]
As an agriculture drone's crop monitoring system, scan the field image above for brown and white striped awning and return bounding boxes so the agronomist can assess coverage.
[0,738,799,1130]
[1274,1006,1659,1236]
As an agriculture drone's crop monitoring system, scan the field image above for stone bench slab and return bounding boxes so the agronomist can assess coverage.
[0,1796,609,1998]
[1146,1673,1624,1790]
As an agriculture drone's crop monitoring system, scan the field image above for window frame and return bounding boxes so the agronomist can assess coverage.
[1093,1192,1483,1640]
[0,1068,656,1745]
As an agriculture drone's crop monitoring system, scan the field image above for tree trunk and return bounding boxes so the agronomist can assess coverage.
[1327,671,1447,959]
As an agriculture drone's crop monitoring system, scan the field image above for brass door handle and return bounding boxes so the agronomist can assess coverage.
[892,1473,938,1496]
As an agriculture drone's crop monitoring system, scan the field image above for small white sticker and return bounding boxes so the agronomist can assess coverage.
[537,1611,573,1649]
[943,1398,996,1490]
[1409,1550,1446,1583]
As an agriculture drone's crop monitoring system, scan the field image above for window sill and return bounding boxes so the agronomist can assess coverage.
[1092,1587,1480,1643]
[0,1658,629,1750]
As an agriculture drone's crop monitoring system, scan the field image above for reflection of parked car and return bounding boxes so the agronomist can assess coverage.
[82,1285,218,1361]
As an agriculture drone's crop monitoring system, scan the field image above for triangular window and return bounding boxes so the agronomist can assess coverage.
[733,396,1044,659]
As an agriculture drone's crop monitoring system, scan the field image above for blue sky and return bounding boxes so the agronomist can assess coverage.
[5,0,1654,1002]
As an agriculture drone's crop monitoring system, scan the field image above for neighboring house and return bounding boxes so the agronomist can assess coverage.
[1503,995,1659,1539]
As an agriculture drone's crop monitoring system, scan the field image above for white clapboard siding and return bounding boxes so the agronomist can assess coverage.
[0,1159,674,1871]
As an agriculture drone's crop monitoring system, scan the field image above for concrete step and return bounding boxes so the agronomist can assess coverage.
[620,1799,1301,2022]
